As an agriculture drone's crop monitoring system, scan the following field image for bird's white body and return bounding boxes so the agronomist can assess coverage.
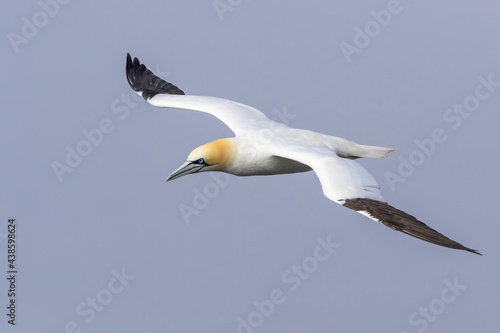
[226,130,313,176]
[226,128,389,176]
[124,53,480,255]
[147,92,394,203]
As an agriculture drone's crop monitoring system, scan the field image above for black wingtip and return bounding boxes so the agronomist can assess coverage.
[466,248,482,256]
[343,198,482,256]
[125,53,185,99]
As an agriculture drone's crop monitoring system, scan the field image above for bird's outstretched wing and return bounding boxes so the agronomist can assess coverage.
[267,142,481,255]
[126,53,273,135]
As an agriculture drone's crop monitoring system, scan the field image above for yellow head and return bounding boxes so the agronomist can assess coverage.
[166,138,235,181]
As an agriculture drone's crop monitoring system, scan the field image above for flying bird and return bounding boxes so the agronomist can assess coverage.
[125,53,480,255]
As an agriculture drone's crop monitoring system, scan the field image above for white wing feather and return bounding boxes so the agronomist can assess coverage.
[147,94,272,135]
[267,143,384,204]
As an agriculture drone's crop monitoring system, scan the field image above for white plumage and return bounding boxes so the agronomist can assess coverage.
[125,53,480,255]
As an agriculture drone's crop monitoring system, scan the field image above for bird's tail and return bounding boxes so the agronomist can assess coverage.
[355,144,397,158]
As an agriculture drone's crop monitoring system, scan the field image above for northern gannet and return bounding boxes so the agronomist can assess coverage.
[125,53,480,255]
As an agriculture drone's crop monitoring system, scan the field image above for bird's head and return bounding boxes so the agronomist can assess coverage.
[166,138,235,182]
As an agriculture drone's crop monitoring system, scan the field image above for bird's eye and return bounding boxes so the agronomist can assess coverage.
[196,158,205,164]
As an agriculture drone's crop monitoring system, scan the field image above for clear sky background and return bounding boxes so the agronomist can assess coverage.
[1,1,499,332]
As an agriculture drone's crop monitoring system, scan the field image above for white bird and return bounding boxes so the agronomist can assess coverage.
[126,53,480,255]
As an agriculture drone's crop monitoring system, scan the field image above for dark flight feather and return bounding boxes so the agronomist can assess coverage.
[343,198,481,255]
[126,53,185,99]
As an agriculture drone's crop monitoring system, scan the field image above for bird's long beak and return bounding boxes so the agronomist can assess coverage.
[165,162,204,182]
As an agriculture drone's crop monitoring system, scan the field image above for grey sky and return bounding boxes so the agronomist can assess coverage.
[1,0,499,332]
